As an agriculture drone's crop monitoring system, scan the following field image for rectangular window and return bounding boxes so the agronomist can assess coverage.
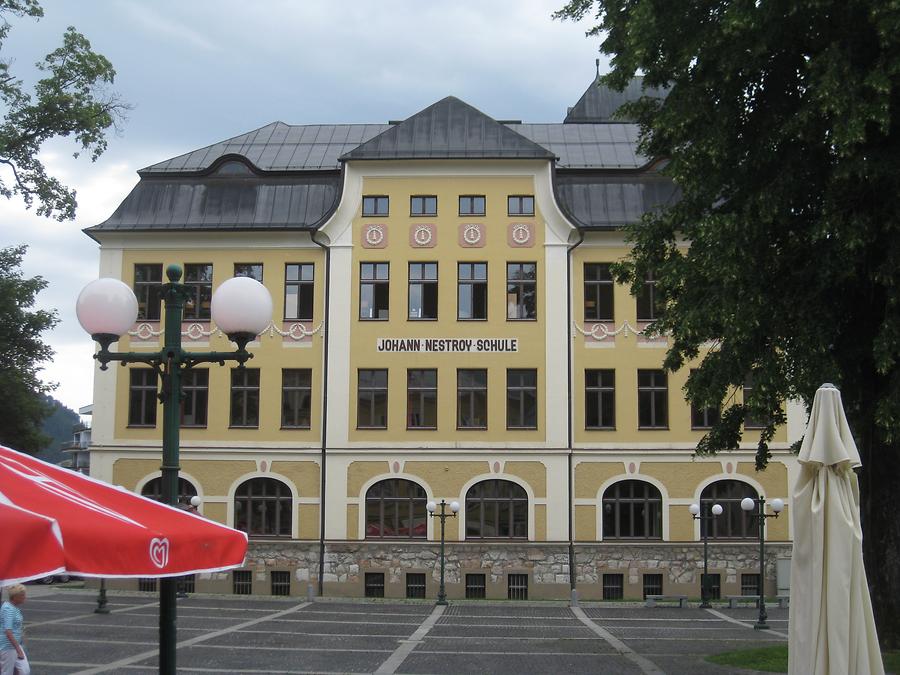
[741,573,761,597]
[365,572,385,598]
[230,368,260,428]
[507,574,528,600]
[458,262,487,320]
[410,195,437,216]
[128,369,157,427]
[180,370,208,428]
[282,369,311,429]
[358,369,388,429]
[506,262,536,320]
[584,263,614,321]
[233,570,252,595]
[362,195,389,216]
[507,369,537,429]
[138,578,157,592]
[134,264,163,321]
[636,271,659,321]
[178,575,196,594]
[459,195,485,216]
[465,573,486,599]
[284,263,314,321]
[638,369,668,429]
[360,262,390,320]
[407,369,437,429]
[690,369,720,429]
[271,571,291,596]
[406,573,426,599]
[602,573,624,600]
[701,573,721,600]
[183,263,213,321]
[507,195,534,216]
[234,263,263,282]
[408,262,438,320]
[743,377,766,429]
[457,369,487,429]
[585,369,615,429]
[643,573,663,599]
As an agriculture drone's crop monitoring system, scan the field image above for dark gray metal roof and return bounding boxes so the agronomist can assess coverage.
[141,122,390,174]
[554,173,680,230]
[564,76,669,124]
[508,123,649,169]
[340,97,555,161]
[86,170,340,234]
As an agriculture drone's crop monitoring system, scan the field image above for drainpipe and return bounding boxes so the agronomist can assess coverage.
[566,226,585,599]
[311,228,331,597]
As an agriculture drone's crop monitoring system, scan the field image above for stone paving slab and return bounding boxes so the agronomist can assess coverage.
[397,651,643,675]
[422,635,620,654]
[19,588,793,674]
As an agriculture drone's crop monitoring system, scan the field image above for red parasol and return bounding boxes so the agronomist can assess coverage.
[0,445,247,585]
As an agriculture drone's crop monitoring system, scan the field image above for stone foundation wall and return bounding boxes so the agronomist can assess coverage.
[102,539,791,600]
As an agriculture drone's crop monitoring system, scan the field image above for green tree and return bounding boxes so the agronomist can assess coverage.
[0,245,57,453]
[556,0,900,646]
[0,0,127,220]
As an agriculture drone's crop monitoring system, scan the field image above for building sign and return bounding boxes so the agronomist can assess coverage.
[376,338,518,353]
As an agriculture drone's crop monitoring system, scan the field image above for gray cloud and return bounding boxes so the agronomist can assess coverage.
[0,0,605,411]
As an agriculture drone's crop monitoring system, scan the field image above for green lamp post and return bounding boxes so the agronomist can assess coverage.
[77,264,272,675]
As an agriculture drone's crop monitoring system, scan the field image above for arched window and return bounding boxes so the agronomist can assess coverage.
[465,479,528,540]
[700,480,758,539]
[601,480,662,539]
[365,479,427,539]
[140,477,198,506]
[234,478,292,538]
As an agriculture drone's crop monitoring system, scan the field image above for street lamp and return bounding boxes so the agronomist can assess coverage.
[177,496,203,599]
[426,499,460,605]
[740,496,784,630]
[689,501,723,608]
[77,265,271,675]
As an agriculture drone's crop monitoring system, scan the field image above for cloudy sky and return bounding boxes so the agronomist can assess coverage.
[0,0,604,413]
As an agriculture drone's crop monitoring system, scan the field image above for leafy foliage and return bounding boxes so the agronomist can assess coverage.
[555,0,900,645]
[0,245,57,453]
[555,0,900,469]
[0,0,128,220]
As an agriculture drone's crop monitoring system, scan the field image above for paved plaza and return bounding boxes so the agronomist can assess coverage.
[19,587,787,674]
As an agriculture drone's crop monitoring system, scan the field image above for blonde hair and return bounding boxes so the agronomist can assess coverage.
[5,584,25,599]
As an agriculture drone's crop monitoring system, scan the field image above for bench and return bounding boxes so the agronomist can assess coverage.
[645,594,688,608]
[725,595,789,609]
[726,595,760,608]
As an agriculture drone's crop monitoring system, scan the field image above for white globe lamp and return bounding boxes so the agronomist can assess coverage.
[711,503,724,516]
[741,497,756,512]
[689,503,700,516]
[211,276,273,348]
[426,501,437,514]
[771,498,784,514]
[449,501,460,514]
[76,278,139,344]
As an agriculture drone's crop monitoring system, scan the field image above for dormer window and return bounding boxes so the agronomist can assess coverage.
[213,160,253,176]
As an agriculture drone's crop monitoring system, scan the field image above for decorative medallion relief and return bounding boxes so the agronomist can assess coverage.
[362,224,387,249]
[409,223,436,248]
[459,223,485,248]
[508,222,534,248]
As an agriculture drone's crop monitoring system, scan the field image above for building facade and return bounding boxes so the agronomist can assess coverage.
[86,77,800,600]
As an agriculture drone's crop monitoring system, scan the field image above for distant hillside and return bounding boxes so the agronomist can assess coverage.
[37,396,81,464]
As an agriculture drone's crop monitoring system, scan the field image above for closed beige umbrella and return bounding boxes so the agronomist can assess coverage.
[789,384,884,674]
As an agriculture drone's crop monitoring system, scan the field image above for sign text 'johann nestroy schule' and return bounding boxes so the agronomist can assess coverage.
[376,338,518,353]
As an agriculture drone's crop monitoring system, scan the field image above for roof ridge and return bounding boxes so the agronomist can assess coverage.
[340,96,554,161]
[139,121,284,174]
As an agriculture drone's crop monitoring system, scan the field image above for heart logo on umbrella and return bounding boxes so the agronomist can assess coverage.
[149,537,169,569]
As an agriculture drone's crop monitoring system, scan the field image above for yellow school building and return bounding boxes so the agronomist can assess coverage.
[85,75,800,600]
